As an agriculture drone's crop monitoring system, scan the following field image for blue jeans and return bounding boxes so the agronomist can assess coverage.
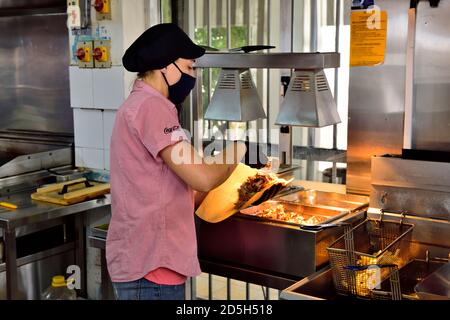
[112,278,185,300]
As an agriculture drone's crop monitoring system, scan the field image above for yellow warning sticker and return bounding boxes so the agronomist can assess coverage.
[350,10,388,67]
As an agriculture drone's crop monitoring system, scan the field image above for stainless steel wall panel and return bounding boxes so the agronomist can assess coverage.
[0,0,64,10]
[0,13,73,135]
[413,1,450,151]
[347,0,410,195]
[370,156,450,221]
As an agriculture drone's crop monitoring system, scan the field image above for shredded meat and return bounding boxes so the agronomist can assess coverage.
[235,173,275,209]
[254,204,324,225]
[257,205,305,224]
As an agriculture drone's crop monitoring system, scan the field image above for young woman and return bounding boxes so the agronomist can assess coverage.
[106,23,245,300]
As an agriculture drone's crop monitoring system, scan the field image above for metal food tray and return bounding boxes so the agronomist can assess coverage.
[276,190,369,212]
[239,200,349,228]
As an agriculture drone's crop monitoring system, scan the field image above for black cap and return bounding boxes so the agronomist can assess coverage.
[122,23,205,73]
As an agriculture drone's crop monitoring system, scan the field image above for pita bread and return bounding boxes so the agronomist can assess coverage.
[195,163,258,223]
[195,164,292,223]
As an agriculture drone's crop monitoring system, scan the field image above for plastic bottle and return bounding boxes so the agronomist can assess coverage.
[41,276,77,300]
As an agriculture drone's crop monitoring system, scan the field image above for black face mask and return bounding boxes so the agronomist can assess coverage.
[161,62,196,105]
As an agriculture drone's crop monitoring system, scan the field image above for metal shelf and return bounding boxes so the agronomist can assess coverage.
[0,242,74,273]
[194,52,340,69]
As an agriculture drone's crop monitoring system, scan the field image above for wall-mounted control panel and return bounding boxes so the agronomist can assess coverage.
[75,39,111,68]
[93,39,112,68]
[76,40,94,68]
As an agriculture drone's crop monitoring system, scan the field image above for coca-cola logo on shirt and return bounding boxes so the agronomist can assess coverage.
[164,125,180,134]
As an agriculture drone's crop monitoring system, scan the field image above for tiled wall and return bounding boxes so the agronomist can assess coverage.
[70,66,124,170]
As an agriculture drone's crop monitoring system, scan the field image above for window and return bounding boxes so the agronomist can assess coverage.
[188,0,351,182]
[193,0,268,141]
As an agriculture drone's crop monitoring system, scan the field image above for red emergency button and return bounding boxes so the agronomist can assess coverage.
[93,47,103,61]
[76,48,86,60]
[94,0,104,12]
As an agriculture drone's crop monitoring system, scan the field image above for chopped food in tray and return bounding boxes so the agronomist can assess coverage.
[240,201,332,226]
[255,204,326,225]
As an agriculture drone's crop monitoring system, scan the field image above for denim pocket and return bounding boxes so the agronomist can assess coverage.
[159,283,185,300]
[112,280,140,300]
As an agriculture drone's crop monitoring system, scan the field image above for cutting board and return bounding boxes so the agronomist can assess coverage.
[31,178,110,205]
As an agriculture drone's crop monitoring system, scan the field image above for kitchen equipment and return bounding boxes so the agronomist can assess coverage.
[237,177,293,211]
[345,264,403,300]
[276,190,369,212]
[193,51,340,133]
[299,222,351,231]
[275,69,341,128]
[0,146,72,180]
[196,189,368,288]
[31,178,110,205]
[414,261,450,300]
[282,1,450,299]
[370,257,447,300]
[327,217,414,298]
[47,167,90,182]
[250,183,287,205]
[239,200,349,228]
[204,46,274,122]
[193,50,345,288]
[204,69,266,121]
[282,155,450,301]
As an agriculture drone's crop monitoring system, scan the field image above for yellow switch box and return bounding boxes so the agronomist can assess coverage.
[77,47,90,62]
[76,41,94,68]
[94,0,111,20]
[93,40,111,68]
[94,46,107,62]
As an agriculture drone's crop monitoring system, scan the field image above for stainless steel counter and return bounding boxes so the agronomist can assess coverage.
[0,190,110,231]
[0,179,111,299]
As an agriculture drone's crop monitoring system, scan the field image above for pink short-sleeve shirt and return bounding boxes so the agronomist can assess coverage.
[106,80,201,283]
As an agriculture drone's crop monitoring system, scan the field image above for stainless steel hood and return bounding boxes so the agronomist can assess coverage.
[204,68,266,122]
[192,51,340,140]
[275,69,341,128]
[204,46,271,122]
[0,130,73,179]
